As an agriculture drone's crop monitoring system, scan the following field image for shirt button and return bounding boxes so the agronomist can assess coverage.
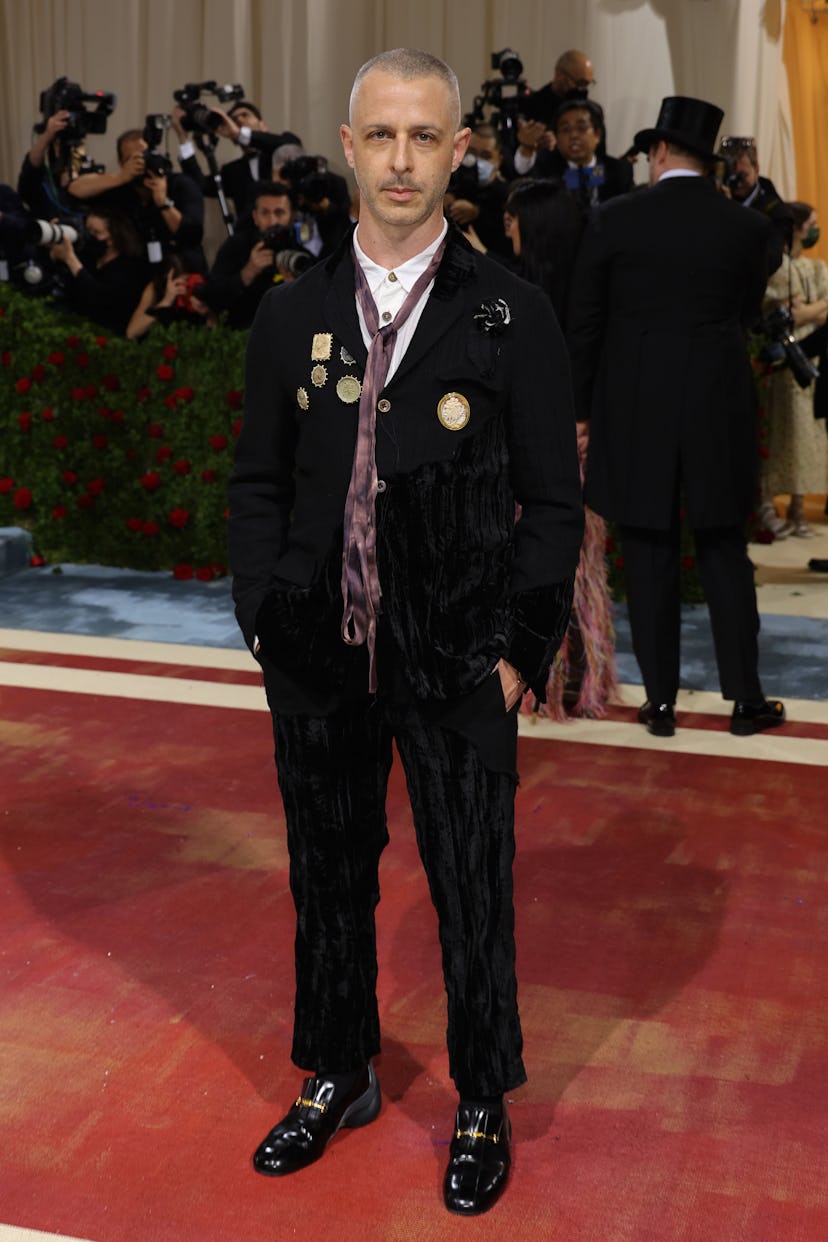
[376,479,387,493]
[377,398,391,413]
[388,271,398,282]
[381,310,392,322]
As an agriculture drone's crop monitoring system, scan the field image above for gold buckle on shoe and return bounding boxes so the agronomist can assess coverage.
[456,1128,499,1143]
[295,1096,328,1113]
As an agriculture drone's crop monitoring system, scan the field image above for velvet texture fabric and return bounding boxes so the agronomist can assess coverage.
[272,690,525,1098]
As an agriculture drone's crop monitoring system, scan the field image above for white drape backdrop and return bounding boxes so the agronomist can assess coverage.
[0,0,797,217]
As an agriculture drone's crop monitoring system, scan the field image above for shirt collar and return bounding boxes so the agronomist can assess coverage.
[353,218,448,295]
[657,168,703,182]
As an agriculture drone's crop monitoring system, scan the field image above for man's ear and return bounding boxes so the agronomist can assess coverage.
[340,123,354,168]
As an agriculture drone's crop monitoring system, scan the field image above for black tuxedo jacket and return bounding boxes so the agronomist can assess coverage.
[228,225,583,712]
[567,175,771,530]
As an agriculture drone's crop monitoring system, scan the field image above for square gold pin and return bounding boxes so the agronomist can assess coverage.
[311,333,333,362]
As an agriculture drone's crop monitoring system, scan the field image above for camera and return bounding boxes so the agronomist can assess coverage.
[27,219,79,246]
[279,156,338,207]
[139,115,174,178]
[38,77,116,145]
[173,81,245,135]
[260,225,314,276]
[465,48,530,148]
[761,304,820,389]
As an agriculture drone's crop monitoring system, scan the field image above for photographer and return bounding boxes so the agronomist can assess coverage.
[444,125,512,257]
[278,153,351,258]
[519,101,632,216]
[201,181,313,329]
[49,205,149,334]
[67,129,206,273]
[127,257,214,340]
[718,137,792,274]
[173,98,301,221]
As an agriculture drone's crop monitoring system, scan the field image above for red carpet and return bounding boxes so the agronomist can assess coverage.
[1,655,827,1241]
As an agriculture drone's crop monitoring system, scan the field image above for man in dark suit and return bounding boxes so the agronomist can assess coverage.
[515,101,633,218]
[228,48,582,1215]
[567,96,785,739]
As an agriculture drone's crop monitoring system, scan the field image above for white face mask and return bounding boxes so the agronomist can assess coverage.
[476,158,495,184]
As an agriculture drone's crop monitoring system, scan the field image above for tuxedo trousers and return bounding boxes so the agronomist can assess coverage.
[268,679,526,1097]
[620,513,763,706]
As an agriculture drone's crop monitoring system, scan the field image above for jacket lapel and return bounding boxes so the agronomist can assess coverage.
[322,234,369,369]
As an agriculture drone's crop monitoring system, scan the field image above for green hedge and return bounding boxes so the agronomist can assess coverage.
[0,286,244,579]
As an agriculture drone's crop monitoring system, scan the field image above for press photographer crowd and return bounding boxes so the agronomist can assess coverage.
[1,48,826,557]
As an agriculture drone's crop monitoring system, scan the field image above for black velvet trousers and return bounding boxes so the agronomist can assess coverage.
[620,514,763,706]
[269,682,526,1098]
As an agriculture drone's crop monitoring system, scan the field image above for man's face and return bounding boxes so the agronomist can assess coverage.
[119,135,148,164]
[252,195,294,234]
[231,106,265,132]
[553,54,594,95]
[730,153,758,200]
[469,130,501,172]
[555,109,600,165]
[340,69,469,234]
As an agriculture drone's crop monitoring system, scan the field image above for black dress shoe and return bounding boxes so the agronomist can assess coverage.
[808,558,828,572]
[730,699,785,736]
[637,701,676,737]
[252,1063,380,1176]
[443,1103,511,1216]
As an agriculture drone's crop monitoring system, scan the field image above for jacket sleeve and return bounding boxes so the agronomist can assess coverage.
[566,209,611,422]
[505,282,584,691]
[227,286,297,649]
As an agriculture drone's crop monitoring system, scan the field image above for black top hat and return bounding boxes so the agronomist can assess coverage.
[634,96,724,160]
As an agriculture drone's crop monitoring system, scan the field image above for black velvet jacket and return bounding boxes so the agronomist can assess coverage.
[228,224,583,711]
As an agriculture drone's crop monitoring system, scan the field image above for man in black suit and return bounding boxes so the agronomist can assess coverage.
[514,101,633,218]
[567,97,785,739]
[228,48,582,1215]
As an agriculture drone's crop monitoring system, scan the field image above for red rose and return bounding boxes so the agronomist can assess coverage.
[96,336,108,347]
[209,434,228,451]
[14,487,33,510]
[41,407,54,421]
[98,406,111,420]
[173,563,194,580]
[615,555,625,570]
[232,418,242,437]
[196,566,213,582]
[172,459,191,475]
[155,445,172,462]
[86,478,105,496]
[18,412,31,432]
[140,471,161,490]
[0,477,14,493]
[163,395,178,409]
[162,344,178,360]
[65,335,81,348]
[209,563,226,577]
[52,505,67,520]
[126,517,143,532]
[53,434,69,449]
[142,521,160,536]
[15,377,31,394]
[226,389,242,409]
[201,468,216,483]
[32,363,47,381]
[758,445,769,459]
[62,470,78,486]
[147,423,164,438]
[83,384,98,399]
[167,507,190,528]
[136,385,151,403]
[48,351,65,366]
[30,554,45,567]
[92,434,108,449]
[682,556,696,571]
[2,351,12,367]
[102,373,120,391]
[111,409,125,423]
[76,495,95,510]
[71,387,86,400]
[156,363,175,381]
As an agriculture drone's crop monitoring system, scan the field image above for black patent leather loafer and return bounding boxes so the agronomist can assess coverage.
[637,701,676,737]
[252,1063,380,1176]
[443,1103,511,1216]
[730,699,785,736]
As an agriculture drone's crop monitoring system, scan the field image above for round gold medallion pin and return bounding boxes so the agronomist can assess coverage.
[437,391,471,431]
[336,375,362,404]
[311,364,327,388]
[296,387,309,411]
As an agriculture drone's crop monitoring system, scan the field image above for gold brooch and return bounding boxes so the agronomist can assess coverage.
[336,375,362,404]
[311,332,333,361]
[296,387,309,410]
[437,391,471,431]
[311,364,328,388]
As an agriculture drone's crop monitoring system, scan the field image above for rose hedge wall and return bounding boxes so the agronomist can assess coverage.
[1,287,243,580]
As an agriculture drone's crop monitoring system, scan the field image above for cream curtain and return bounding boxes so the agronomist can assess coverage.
[0,1,798,213]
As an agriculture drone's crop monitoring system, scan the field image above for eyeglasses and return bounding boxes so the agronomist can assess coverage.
[556,122,595,136]
[562,74,597,89]
[719,136,756,154]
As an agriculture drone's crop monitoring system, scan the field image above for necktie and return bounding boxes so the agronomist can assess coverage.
[342,237,447,691]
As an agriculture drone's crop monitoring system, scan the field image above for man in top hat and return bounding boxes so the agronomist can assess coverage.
[567,96,785,738]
